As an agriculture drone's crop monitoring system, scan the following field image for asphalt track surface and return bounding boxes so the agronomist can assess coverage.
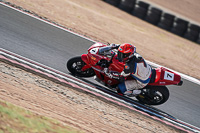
[0,4,200,128]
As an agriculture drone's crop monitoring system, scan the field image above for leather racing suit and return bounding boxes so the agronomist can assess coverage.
[117,52,152,95]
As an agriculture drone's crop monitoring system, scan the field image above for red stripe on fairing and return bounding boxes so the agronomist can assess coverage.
[0,54,192,133]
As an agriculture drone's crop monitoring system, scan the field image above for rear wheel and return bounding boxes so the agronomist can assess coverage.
[136,86,169,105]
[67,56,95,77]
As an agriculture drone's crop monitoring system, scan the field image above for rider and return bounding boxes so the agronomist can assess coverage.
[104,43,152,96]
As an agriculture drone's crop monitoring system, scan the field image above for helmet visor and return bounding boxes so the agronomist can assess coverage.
[117,51,130,62]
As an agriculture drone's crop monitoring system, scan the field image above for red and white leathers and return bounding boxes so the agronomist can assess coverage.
[117,52,152,95]
[102,43,152,96]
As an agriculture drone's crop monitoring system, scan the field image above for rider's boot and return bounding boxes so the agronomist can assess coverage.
[132,89,142,96]
[124,89,142,97]
[116,86,124,96]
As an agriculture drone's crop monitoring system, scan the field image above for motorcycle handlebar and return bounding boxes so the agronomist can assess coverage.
[98,46,112,55]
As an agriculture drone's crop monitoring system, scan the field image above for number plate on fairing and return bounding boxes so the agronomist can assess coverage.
[164,71,174,81]
[89,48,99,54]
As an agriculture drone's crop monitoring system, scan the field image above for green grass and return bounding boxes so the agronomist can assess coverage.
[0,100,83,133]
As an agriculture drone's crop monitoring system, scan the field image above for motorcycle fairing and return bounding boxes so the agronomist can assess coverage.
[81,54,91,71]
[148,67,181,86]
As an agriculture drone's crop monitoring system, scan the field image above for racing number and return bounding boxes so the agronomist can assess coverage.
[89,48,98,54]
[167,73,172,78]
[164,71,174,81]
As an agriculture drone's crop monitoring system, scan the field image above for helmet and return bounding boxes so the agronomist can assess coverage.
[117,43,136,62]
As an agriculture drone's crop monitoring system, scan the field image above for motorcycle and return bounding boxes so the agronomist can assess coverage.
[67,42,183,105]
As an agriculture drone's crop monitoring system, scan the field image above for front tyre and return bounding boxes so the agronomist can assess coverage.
[136,86,169,105]
[67,56,95,77]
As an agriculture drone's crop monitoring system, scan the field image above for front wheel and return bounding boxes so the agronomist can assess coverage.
[136,86,169,105]
[67,56,95,77]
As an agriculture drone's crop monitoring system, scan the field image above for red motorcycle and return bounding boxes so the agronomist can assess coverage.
[67,42,183,105]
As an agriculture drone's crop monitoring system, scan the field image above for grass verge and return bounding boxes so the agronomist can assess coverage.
[0,100,82,133]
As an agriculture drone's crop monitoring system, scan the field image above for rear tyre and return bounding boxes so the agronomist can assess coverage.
[136,86,169,105]
[67,56,95,77]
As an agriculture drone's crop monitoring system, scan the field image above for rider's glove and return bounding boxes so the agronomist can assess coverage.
[110,43,120,49]
[112,72,125,82]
